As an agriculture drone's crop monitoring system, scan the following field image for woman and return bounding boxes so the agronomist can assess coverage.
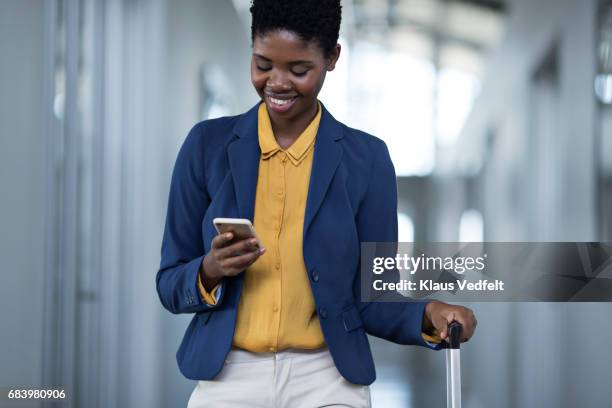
[156,1,477,406]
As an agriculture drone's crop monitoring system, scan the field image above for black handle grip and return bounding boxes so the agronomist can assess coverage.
[448,321,462,349]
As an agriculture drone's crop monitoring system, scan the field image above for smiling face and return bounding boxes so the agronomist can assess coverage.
[251,29,340,127]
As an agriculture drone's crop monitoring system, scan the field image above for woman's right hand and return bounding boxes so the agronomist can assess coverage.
[200,233,265,290]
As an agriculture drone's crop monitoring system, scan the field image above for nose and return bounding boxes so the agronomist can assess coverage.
[266,69,292,92]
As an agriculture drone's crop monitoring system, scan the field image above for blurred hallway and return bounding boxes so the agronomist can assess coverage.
[1,0,612,407]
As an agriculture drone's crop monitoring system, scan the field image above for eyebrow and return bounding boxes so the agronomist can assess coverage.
[253,53,313,65]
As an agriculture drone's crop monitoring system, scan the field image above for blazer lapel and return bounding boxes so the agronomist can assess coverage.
[228,104,261,221]
[303,104,344,238]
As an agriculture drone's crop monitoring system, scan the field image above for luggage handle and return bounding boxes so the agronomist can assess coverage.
[447,321,462,349]
[446,321,462,408]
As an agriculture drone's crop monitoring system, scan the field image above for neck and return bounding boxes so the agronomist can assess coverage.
[269,101,319,147]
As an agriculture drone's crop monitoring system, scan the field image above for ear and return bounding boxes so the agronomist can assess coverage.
[327,43,341,71]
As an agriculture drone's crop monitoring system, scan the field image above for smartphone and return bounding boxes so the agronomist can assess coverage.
[213,218,262,249]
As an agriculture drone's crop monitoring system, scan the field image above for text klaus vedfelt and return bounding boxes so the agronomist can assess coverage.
[371,254,505,292]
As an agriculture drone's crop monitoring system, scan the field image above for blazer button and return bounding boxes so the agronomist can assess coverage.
[311,269,319,282]
[319,307,327,319]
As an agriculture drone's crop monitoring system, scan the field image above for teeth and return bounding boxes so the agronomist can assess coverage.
[269,97,293,106]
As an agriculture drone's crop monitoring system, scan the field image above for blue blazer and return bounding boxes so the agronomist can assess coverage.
[156,102,441,386]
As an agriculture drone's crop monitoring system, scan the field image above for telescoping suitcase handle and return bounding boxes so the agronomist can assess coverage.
[446,321,462,408]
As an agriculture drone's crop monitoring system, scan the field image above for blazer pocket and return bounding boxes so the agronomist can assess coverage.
[341,304,363,332]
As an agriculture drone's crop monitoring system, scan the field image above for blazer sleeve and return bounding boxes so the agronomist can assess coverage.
[156,123,225,314]
[354,140,442,350]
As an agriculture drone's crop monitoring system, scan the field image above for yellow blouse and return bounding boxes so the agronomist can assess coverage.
[231,102,325,352]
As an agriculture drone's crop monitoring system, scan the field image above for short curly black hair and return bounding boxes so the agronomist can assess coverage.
[250,0,342,58]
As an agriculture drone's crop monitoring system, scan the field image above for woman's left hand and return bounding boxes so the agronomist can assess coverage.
[422,301,477,343]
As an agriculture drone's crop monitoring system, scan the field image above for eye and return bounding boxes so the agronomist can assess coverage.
[291,69,309,77]
[256,65,272,72]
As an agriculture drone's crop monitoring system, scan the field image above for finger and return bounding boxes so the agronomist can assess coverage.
[434,315,451,340]
[212,233,234,249]
[438,311,456,339]
[453,310,475,342]
[217,257,243,277]
[229,248,266,270]
[243,247,266,268]
[464,316,477,342]
[464,309,476,340]
[218,237,260,259]
[222,247,264,271]
[462,310,476,341]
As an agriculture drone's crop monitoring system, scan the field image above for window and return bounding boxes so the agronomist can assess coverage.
[459,208,483,242]
[398,212,415,242]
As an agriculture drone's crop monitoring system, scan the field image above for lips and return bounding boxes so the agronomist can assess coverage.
[264,93,298,113]
[269,96,293,106]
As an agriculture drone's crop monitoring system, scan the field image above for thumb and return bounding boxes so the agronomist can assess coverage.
[438,311,456,340]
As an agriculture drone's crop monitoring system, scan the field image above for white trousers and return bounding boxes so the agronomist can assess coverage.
[186,346,371,408]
